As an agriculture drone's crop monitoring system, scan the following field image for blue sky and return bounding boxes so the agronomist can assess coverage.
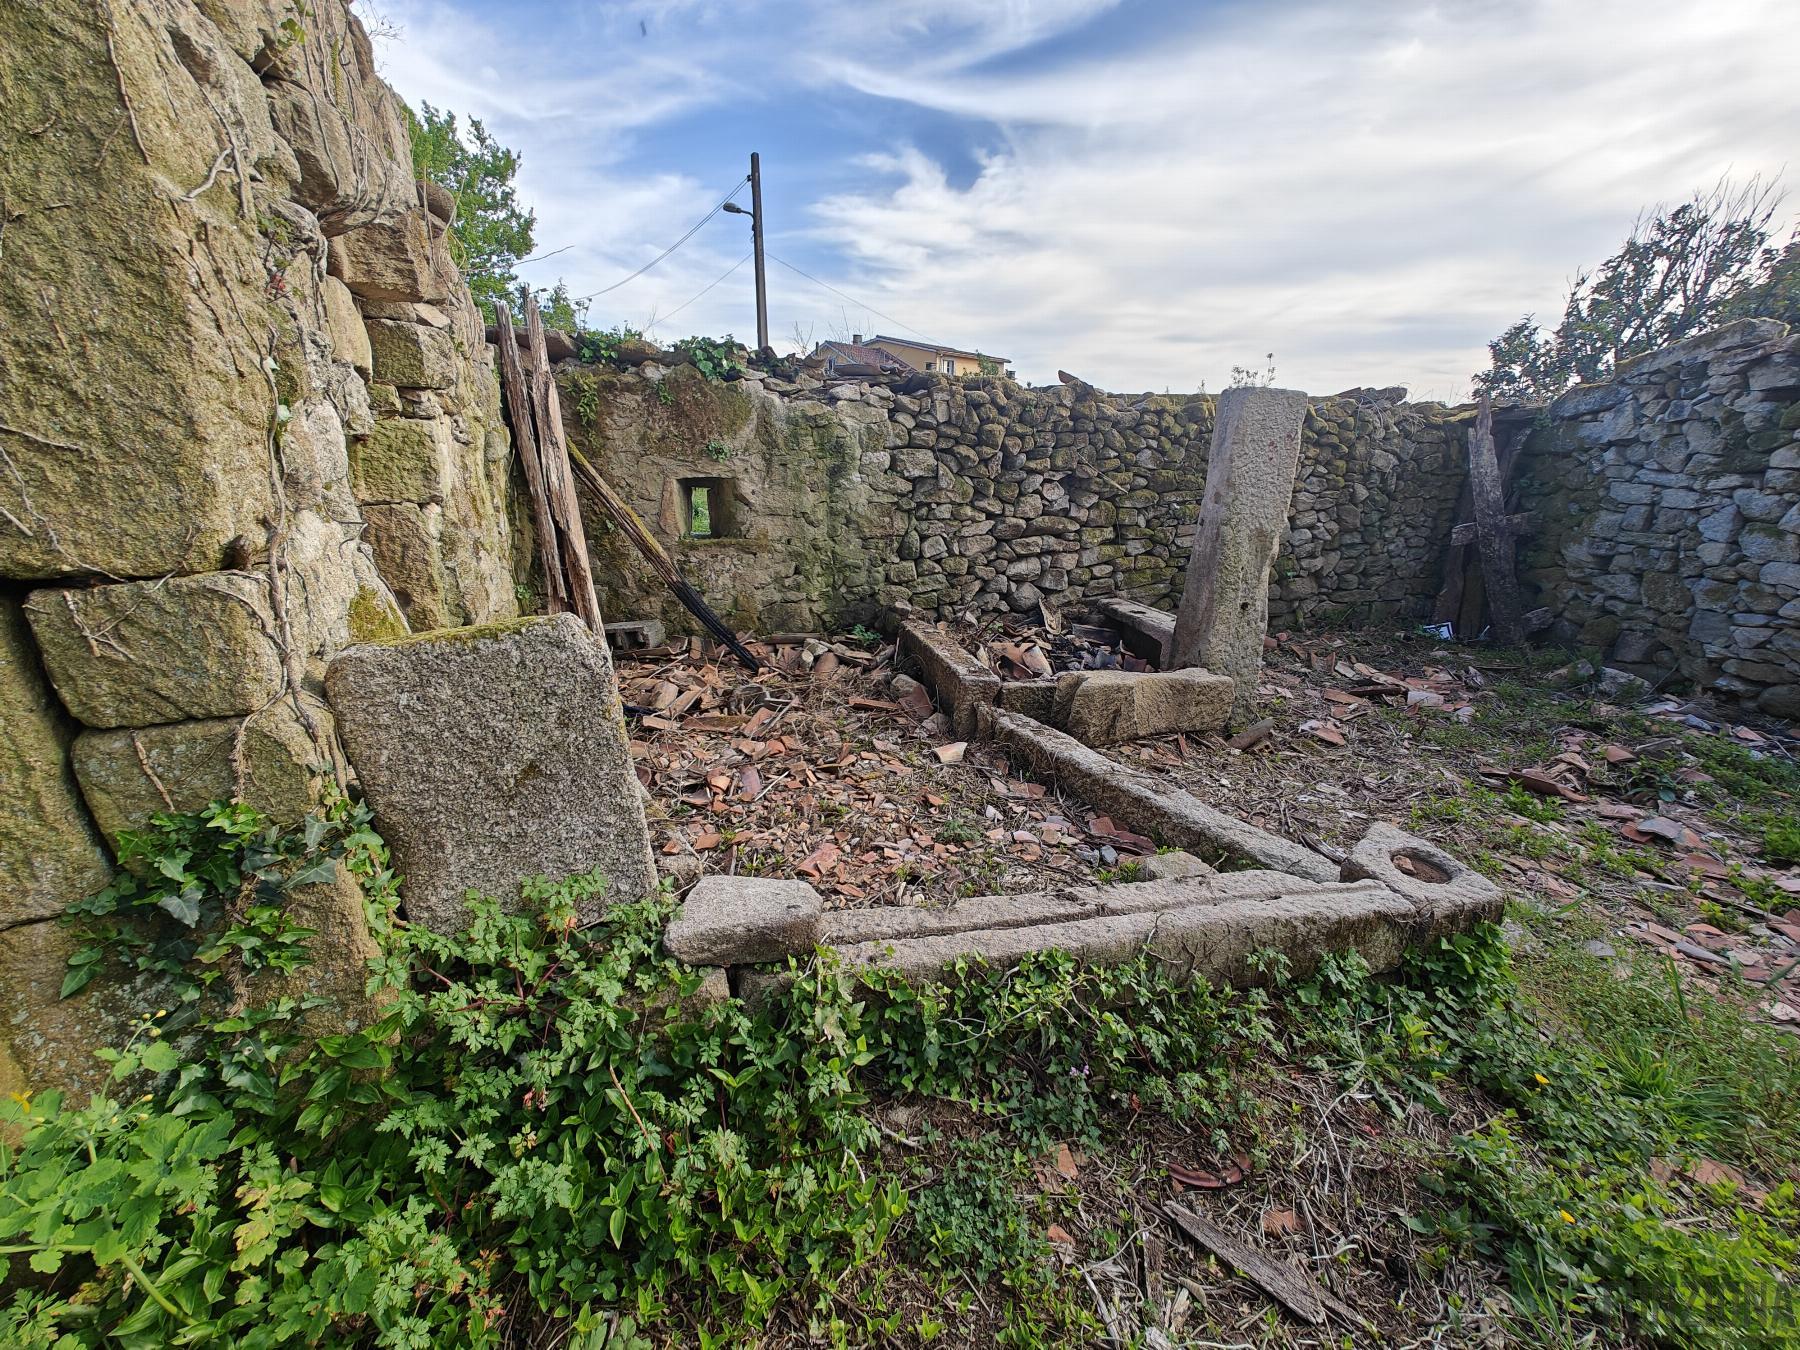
[366,0,1800,398]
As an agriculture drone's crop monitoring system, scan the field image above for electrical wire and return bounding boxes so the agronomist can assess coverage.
[765,251,934,342]
[646,250,754,333]
[572,175,750,302]
[516,243,576,265]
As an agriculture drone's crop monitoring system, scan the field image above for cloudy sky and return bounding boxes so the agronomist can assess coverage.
[366,0,1799,399]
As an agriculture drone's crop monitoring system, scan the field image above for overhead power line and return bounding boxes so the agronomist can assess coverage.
[765,251,933,342]
[572,175,750,302]
[648,251,753,333]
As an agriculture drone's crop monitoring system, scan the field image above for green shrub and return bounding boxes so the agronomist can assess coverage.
[2,829,900,1346]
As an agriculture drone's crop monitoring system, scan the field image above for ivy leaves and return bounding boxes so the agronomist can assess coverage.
[59,800,369,1002]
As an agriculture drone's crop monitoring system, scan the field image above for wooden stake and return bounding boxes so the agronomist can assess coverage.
[1466,394,1526,646]
[522,291,605,634]
[564,445,761,673]
[493,299,569,614]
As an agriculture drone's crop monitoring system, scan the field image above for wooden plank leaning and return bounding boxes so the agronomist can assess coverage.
[493,297,570,615]
[522,290,605,634]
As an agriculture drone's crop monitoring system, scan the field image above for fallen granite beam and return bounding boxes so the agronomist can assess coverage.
[818,869,1344,947]
[744,880,1413,1003]
[1093,596,1176,668]
[682,823,1499,1007]
[982,705,1339,882]
[898,619,1001,738]
[1051,666,1233,746]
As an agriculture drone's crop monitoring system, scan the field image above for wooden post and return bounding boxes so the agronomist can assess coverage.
[565,445,762,673]
[493,299,569,614]
[522,291,605,634]
[749,152,768,352]
[1466,394,1526,646]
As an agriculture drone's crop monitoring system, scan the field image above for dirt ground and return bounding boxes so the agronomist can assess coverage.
[615,622,1799,1348]
[621,623,1799,1030]
[619,636,1120,910]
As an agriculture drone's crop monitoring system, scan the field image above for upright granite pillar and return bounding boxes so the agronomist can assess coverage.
[325,614,658,933]
[1170,387,1310,720]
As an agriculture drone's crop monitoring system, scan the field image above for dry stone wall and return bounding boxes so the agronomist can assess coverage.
[0,0,521,1098]
[1516,319,1800,716]
[561,366,1469,636]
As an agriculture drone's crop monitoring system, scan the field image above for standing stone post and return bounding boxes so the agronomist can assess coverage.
[1170,386,1310,721]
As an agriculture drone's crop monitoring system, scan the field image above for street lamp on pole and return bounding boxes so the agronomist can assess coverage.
[723,154,769,352]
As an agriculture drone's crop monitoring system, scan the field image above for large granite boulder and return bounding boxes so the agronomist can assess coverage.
[26,572,287,727]
[0,599,112,926]
[325,615,658,933]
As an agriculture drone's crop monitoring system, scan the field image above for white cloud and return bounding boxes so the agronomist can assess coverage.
[367,0,1800,397]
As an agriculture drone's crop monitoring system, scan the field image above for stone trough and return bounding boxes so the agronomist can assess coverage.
[665,822,1501,1003]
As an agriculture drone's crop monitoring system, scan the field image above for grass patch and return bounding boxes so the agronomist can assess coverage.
[5,801,1796,1347]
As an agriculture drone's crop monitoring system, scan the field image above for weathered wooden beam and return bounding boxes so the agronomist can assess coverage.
[564,444,762,673]
[1466,395,1525,646]
[1165,1203,1326,1327]
[523,291,605,634]
[1448,512,1531,548]
[493,298,569,615]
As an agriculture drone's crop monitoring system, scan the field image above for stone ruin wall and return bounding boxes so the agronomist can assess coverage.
[0,0,520,1096]
[1516,319,1800,717]
[561,367,1471,637]
[3,0,1797,1103]
[565,327,1800,717]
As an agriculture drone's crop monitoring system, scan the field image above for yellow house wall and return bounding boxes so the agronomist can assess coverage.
[868,339,998,378]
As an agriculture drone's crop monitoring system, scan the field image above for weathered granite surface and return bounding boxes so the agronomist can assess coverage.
[1171,387,1310,720]
[898,619,1002,738]
[1340,821,1504,933]
[666,875,821,966]
[326,615,657,932]
[0,599,111,926]
[1053,666,1233,746]
[743,879,1415,1004]
[26,572,287,728]
[984,706,1340,882]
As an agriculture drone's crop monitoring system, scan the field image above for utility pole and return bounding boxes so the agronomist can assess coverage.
[749,152,768,352]
[724,153,770,351]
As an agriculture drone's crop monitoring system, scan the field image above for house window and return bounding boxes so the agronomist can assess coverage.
[679,477,737,539]
[924,360,936,372]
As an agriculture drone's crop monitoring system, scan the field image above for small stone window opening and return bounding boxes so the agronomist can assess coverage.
[680,477,737,539]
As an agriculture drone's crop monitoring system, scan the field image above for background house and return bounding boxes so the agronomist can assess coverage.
[812,334,1013,380]
[812,337,914,379]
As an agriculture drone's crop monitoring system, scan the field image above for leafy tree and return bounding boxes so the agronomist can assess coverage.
[533,279,591,333]
[1476,177,1788,403]
[1721,227,1800,328]
[405,102,536,318]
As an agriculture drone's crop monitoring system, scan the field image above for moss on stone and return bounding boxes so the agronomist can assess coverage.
[370,613,549,647]
[347,585,408,642]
